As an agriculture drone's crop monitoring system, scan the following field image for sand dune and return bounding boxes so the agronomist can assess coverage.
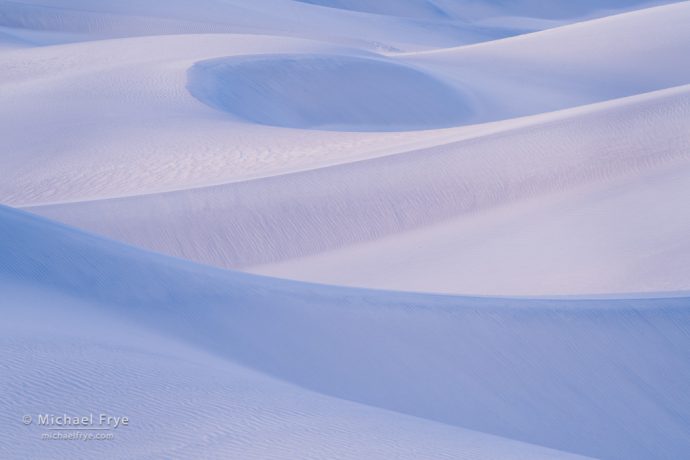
[188,54,471,131]
[29,84,690,294]
[4,3,690,297]
[0,33,468,205]
[3,3,689,205]
[0,0,514,50]
[404,1,690,122]
[2,0,689,458]
[4,285,586,460]
[297,0,678,20]
[3,206,689,459]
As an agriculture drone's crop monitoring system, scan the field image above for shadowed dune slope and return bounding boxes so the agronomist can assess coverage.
[2,206,690,459]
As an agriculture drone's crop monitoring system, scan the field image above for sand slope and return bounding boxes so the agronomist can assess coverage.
[3,206,690,459]
[29,84,690,295]
[2,1,690,458]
